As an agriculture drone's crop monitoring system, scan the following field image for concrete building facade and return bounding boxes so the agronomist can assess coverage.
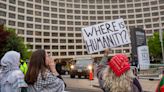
[0,0,164,61]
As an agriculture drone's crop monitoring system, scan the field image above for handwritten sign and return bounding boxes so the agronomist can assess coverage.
[81,18,131,54]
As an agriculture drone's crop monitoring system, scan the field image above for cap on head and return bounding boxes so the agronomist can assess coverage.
[108,54,130,77]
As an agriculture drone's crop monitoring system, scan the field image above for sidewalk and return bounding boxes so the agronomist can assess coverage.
[92,77,159,92]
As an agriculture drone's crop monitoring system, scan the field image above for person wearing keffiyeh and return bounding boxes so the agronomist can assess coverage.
[25,49,65,92]
[156,71,164,92]
[0,51,28,92]
[96,49,143,92]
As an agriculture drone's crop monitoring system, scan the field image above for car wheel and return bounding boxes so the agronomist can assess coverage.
[78,75,81,78]
[70,75,75,78]
[85,75,88,79]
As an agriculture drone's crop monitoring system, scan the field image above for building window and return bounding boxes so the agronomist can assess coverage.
[60,39,66,43]
[44,32,50,36]
[27,30,33,35]
[60,33,66,37]
[60,52,66,56]
[18,8,25,13]
[152,7,158,11]
[35,18,41,22]
[17,29,24,34]
[51,8,57,12]
[43,0,49,5]
[75,33,81,37]
[9,13,15,18]
[18,15,24,20]
[60,27,65,31]
[76,39,82,43]
[18,1,24,6]
[35,25,41,29]
[59,3,65,7]
[68,33,73,37]
[35,11,41,16]
[75,16,81,19]
[18,22,24,27]
[52,26,58,30]
[76,51,82,55]
[89,5,95,9]
[67,3,72,8]
[67,15,73,19]
[68,46,74,49]
[27,10,33,15]
[35,38,41,42]
[9,6,15,11]
[43,6,49,11]
[52,20,58,24]
[59,9,65,13]
[59,21,65,25]
[43,25,50,30]
[52,52,58,56]
[27,3,33,8]
[8,21,15,26]
[52,39,58,43]
[76,45,82,49]
[35,5,41,10]
[68,27,73,31]
[27,24,33,28]
[60,46,66,49]
[52,45,58,49]
[44,39,50,43]
[69,52,74,55]
[43,13,49,17]
[115,50,122,53]
[9,0,16,4]
[52,33,58,36]
[43,19,50,23]
[36,45,41,49]
[51,1,57,6]
[74,4,80,8]
[68,39,74,43]
[35,31,41,36]
[51,14,57,18]
[27,38,33,42]
[0,11,6,17]
[44,45,50,49]
[27,17,33,21]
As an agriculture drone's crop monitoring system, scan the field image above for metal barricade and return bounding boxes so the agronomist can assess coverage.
[137,64,164,80]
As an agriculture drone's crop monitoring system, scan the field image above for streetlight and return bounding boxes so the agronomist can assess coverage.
[159,29,164,63]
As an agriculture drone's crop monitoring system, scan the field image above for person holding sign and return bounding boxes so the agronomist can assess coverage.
[96,49,143,92]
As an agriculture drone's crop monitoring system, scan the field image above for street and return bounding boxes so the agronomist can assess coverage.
[62,75,159,92]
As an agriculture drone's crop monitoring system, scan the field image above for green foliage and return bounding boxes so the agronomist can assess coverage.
[148,32,164,60]
[0,27,31,60]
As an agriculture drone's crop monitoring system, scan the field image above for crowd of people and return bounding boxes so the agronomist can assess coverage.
[0,49,164,92]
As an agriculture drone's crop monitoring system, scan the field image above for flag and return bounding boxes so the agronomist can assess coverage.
[156,76,164,92]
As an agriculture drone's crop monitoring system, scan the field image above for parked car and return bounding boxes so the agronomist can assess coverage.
[70,58,93,78]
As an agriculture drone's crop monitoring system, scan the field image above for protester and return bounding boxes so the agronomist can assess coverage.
[20,59,28,75]
[0,51,27,92]
[25,49,65,92]
[97,49,143,92]
[156,70,164,92]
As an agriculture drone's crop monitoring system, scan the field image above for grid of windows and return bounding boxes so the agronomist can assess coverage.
[0,0,163,60]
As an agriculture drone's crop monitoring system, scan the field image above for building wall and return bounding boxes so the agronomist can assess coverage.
[0,0,164,61]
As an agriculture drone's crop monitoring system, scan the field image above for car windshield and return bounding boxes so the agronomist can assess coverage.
[76,59,92,66]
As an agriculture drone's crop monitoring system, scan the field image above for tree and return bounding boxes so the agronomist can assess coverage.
[0,26,31,60]
[148,32,164,62]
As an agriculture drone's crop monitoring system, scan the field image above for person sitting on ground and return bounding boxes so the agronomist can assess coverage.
[0,51,27,92]
[97,49,143,92]
[25,49,65,92]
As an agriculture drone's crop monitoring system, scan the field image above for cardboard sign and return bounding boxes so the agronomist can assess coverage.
[81,18,131,54]
[137,46,150,70]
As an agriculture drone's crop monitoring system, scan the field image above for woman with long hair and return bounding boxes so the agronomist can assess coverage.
[25,49,65,92]
[97,49,143,92]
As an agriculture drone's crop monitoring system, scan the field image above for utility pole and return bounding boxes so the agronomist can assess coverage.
[160,29,164,64]
[159,17,164,64]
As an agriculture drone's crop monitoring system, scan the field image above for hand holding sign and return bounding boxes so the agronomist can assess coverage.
[81,18,131,54]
